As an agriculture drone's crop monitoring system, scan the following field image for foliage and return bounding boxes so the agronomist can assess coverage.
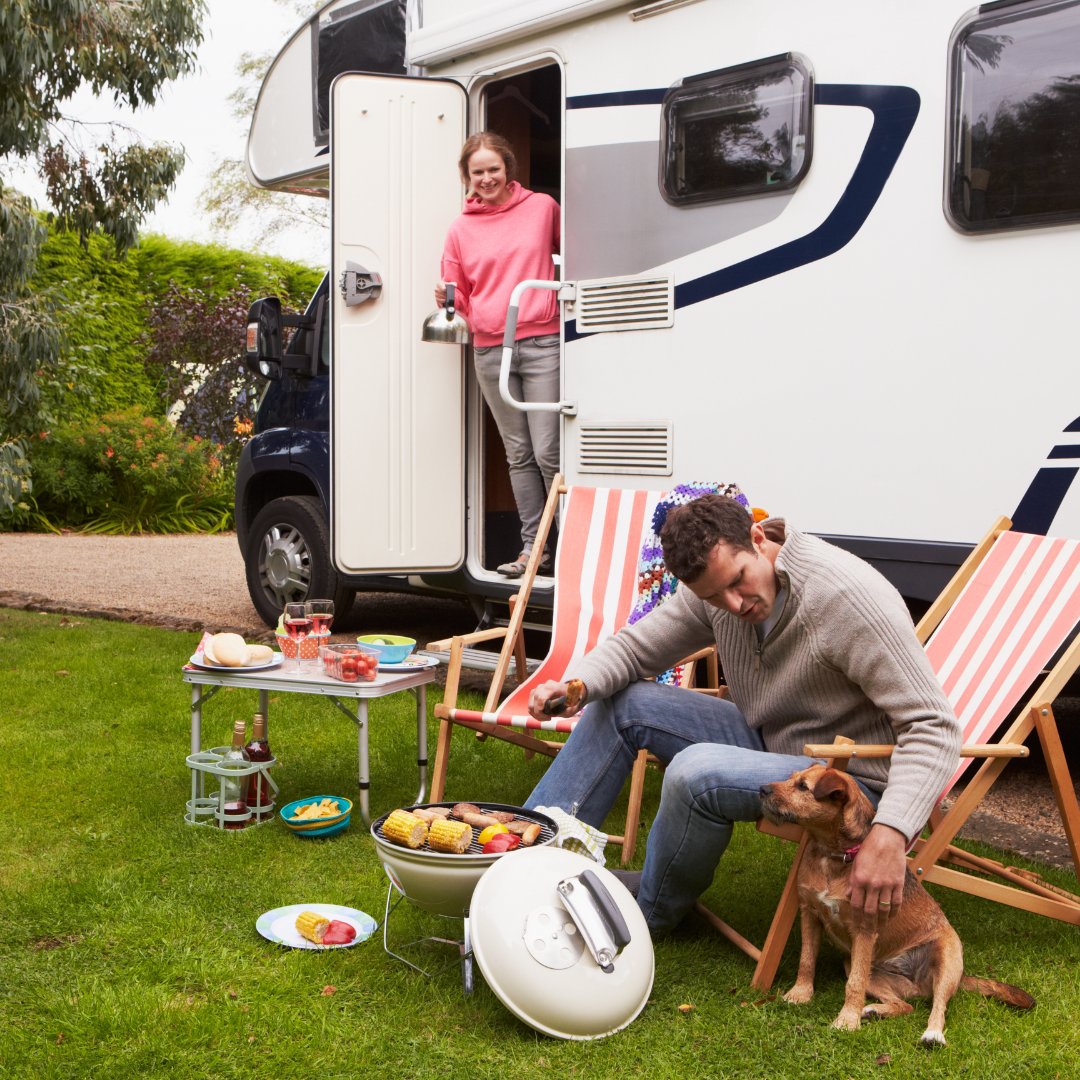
[30,408,232,534]
[0,0,207,509]
[2,606,1079,1078]
[143,284,263,467]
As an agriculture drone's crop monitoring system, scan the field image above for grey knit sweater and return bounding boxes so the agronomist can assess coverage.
[574,526,961,842]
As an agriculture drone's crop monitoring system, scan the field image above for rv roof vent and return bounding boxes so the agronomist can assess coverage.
[577,421,673,476]
[574,274,674,334]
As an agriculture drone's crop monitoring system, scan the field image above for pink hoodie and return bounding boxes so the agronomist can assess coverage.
[440,182,561,347]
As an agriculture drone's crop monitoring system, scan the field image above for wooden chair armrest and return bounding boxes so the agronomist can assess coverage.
[804,741,1030,760]
[426,627,509,652]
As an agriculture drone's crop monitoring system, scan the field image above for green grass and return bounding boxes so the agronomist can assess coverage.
[1,608,1077,1079]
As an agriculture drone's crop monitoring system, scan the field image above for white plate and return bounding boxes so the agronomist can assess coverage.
[256,903,377,950]
[378,654,441,671]
[188,652,284,672]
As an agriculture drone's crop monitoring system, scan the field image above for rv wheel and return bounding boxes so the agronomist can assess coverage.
[244,494,355,627]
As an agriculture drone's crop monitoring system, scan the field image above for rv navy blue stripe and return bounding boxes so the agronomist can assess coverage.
[564,84,920,341]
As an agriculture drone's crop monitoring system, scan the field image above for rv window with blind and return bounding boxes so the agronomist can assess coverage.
[659,53,813,207]
[946,0,1080,233]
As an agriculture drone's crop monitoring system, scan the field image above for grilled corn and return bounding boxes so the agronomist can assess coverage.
[295,911,330,944]
[381,809,428,849]
[427,817,472,853]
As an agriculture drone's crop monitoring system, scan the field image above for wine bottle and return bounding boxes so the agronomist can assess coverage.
[220,718,250,829]
[245,713,273,820]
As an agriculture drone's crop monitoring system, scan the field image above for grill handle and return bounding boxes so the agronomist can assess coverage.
[556,869,632,973]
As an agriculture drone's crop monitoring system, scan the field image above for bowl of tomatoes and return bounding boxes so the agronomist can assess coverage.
[319,643,379,682]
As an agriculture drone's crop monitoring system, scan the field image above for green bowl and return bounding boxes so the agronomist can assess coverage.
[281,795,352,831]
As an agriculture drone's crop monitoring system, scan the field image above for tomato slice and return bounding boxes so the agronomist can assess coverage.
[322,920,356,945]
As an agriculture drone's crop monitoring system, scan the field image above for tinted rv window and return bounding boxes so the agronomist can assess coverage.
[947,0,1080,232]
[660,54,812,206]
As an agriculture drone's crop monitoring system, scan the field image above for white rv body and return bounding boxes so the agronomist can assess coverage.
[248,0,1080,604]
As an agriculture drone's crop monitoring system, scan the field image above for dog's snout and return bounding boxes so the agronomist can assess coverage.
[759,783,774,799]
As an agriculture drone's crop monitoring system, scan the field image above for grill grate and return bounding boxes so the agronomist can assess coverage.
[373,802,558,855]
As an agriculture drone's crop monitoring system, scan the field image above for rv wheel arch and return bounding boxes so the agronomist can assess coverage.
[244,494,355,627]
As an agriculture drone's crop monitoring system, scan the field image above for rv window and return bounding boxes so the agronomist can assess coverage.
[659,54,812,207]
[947,0,1080,233]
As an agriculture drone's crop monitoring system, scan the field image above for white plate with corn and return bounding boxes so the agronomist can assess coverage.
[256,903,377,950]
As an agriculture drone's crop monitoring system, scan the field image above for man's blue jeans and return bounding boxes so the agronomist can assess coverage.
[525,681,878,934]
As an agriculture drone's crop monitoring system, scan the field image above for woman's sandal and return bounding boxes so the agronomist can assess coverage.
[497,550,553,577]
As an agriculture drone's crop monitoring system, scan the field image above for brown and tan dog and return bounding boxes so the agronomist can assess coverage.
[759,764,1034,1046]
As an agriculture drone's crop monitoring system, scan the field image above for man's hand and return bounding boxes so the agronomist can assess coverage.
[528,680,571,720]
[848,823,908,928]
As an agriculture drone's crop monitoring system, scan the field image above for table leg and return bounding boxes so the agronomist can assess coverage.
[356,700,370,824]
[415,684,428,806]
[191,685,202,756]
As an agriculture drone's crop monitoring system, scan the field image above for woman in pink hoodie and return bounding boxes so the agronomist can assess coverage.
[438,132,561,577]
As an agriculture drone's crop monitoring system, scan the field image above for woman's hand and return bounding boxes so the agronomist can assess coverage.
[434,281,449,307]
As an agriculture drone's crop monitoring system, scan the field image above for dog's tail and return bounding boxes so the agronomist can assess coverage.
[960,976,1036,1010]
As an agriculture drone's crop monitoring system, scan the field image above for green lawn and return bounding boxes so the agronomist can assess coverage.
[1,609,1077,1079]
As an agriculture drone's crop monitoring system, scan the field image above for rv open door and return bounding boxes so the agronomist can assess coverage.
[330,73,467,575]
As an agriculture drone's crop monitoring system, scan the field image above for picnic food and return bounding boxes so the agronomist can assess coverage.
[320,644,378,682]
[208,632,249,667]
[477,823,509,846]
[321,920,356,945]
[411,806,451,823]
[291,798,342,821]
[482,832,521,853]
[245,644,275,665]
[295,911,330,944]
[381,809,429,848]
[426,818,473,853]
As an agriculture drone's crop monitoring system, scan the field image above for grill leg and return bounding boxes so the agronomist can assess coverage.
[462,915,474,995]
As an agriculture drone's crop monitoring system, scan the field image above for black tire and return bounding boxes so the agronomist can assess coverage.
[244,494,355,627]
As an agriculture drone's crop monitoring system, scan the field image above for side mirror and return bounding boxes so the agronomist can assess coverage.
[245,297,283,380]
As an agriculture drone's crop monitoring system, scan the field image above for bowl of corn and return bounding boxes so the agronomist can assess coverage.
[281,795,352,833]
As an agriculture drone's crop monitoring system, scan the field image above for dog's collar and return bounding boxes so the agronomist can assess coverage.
[833,845,860,863]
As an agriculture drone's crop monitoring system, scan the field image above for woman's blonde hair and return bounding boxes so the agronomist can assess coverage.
[458,131,518,192]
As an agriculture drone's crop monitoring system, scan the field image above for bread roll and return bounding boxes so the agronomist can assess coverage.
[245,643,274,665]
[212,632,249,667]
[203,636,220,664]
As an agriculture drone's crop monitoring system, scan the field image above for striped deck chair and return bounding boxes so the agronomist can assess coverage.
[428,475,727,859]
[701,516,1080,990]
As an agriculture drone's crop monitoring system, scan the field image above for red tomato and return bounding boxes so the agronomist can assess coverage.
[321,920,356,945]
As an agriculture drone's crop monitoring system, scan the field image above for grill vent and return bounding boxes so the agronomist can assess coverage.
[578,421,673,476]
[575,274,674,333]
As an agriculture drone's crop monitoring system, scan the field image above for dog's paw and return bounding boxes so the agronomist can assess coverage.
[831,1010,862,1032]
[783,984,814,1005]
[919,1028,947,1049]
[861,1005,882,1021]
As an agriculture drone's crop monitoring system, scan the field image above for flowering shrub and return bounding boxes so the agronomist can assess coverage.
[30,408,233,533]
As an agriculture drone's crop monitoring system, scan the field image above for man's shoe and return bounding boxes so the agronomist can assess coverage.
[608,869,642,898]
[497,550,554,577]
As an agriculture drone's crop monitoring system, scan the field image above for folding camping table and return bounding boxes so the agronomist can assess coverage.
[182,661,436,824]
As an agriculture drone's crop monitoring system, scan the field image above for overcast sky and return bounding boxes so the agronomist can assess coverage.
[7,0,326,266]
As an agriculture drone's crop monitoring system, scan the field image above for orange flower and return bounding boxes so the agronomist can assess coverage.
[106,447,115,458]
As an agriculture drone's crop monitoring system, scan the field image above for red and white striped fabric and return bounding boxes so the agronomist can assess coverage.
[925,530,1080,792]
[447,486,664,733]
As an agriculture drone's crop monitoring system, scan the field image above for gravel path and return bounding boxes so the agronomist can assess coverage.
[1,530,1075,871]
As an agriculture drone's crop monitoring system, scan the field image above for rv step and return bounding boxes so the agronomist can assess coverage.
[417,647,541,673]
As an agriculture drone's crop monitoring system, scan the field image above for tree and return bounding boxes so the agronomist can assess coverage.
[0,0,206,516]
[199,1,328,249]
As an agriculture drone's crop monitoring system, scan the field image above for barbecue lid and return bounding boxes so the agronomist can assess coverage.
[469,847,654,1040]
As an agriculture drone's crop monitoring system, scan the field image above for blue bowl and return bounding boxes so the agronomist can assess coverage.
[291,816,350,839]
[356,634,417,665]
[281,795,352,831]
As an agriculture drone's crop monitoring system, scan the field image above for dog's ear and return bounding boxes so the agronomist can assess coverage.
[812,769,850,804]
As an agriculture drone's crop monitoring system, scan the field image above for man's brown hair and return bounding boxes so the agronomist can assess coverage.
[660,494,754,583]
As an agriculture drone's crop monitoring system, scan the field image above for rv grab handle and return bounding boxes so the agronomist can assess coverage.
[499,279,577,416]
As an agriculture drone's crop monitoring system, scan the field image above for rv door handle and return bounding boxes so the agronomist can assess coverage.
[339,262,383,307]
[499,279,577,416]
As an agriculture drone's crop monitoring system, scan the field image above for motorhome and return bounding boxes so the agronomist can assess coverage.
[237,0,1080,628]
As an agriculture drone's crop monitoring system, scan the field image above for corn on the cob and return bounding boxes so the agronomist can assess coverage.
[381,809,428,848]
[427,817,472,853]
[295,911,329,944]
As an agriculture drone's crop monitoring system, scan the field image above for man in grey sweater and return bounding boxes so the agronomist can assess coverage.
[524,494,961,934]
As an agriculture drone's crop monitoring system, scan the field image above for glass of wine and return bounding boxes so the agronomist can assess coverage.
[283,602,312,674]
[307,599,335,640]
